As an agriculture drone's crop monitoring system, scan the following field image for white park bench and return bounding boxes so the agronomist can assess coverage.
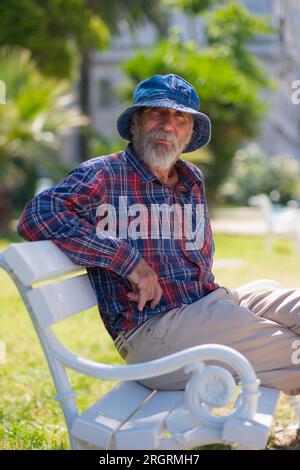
[248,193,300,252]
[1,240,300,450]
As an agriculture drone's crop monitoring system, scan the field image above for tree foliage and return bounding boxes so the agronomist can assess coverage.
[122,1,274,202]
[204,2,274,84]
[0,0,165,78]
[221,144,300,205]
[0,46,86,231]
[0,0,110,77]
[163,0,222,15]
[0,46,85,162]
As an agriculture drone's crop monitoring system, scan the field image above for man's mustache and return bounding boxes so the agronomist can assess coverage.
[145,130,177,145]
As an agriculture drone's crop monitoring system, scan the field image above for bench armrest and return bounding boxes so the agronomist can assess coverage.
[46,327,254,382]
[46,327,260,425]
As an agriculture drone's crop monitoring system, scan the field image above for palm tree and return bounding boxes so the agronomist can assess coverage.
[0,46,86,232]
[0,1,166,162]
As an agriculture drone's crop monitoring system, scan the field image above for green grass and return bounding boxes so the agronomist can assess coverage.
[213,233,300,289]
[0,233,299,449]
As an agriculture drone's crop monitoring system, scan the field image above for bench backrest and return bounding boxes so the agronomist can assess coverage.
[1,241,98,327]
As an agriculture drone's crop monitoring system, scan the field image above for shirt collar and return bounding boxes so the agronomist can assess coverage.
[124,143,202,190]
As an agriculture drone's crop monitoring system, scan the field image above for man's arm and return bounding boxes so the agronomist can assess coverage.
[17,162,141,277]
[17,161,162,310]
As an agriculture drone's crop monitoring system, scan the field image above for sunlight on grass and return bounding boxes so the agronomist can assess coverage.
[213,233,300,288]
[0,233,299,449]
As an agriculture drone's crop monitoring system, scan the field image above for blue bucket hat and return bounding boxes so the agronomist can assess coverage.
[117,74,211,153]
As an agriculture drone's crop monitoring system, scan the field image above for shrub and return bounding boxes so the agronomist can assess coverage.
[220,143,300,205]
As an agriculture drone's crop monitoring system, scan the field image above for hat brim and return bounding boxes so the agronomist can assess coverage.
[117,98,211,153]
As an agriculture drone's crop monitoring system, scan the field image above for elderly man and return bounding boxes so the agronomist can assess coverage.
[17,74,300,394]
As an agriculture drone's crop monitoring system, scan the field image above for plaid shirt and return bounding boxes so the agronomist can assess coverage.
[17,144,218,339]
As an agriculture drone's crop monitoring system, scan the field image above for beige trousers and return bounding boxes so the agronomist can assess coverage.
[115,286,300,395]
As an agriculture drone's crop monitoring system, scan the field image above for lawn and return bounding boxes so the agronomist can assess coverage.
[0,232,299,449]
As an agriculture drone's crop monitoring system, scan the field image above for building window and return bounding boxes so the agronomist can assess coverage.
[99,78,115,108]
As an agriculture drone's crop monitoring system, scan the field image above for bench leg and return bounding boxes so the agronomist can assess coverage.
[286,395,300,430]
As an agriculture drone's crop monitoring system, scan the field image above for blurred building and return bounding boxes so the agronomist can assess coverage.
[65,0,300,163]
[270,0,300,158]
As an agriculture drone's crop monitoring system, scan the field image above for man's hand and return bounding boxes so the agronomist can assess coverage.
[126,259,162,311]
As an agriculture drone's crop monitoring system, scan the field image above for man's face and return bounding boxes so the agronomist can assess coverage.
[130,107,193,170]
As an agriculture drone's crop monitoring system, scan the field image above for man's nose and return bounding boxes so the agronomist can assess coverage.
[158,113,173,131]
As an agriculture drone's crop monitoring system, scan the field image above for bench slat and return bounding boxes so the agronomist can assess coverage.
[27,274,98,326]
[3,241,82,286]
[166,399,200,434]
[115,389,183,450]
[71,381,154,449]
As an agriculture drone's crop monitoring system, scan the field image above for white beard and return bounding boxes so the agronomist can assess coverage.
[132,127,192,170]
[140,141,180,170]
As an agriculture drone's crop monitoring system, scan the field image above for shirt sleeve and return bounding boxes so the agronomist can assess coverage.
[17,162,142,277]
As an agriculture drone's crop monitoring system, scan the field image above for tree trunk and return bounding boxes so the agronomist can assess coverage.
[0,186,13,234]
[78,50,90,162]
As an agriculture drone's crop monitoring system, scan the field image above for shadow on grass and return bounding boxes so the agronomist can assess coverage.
[193,444,232,450]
